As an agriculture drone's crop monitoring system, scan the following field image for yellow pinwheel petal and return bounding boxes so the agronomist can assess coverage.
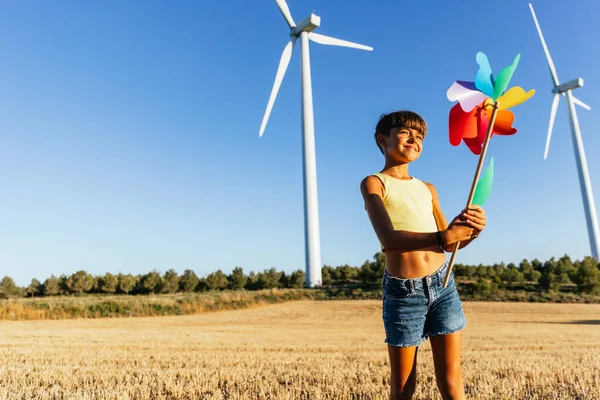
[498,86,535,110]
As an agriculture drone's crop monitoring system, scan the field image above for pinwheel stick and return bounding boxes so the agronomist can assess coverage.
[443,100,500,288]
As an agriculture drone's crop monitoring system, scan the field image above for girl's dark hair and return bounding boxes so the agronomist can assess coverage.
[374,110,427,154]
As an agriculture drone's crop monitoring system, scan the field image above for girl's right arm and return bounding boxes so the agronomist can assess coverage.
[360,176,472,252]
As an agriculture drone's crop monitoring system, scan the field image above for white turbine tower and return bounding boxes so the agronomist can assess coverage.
[529,3,600,261]
[259,0,373,287]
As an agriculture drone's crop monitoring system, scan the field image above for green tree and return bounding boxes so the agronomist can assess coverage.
[26,278,42,298]
[519,259,533,276]
[539,272,559,290]
[336,264,358,283]
[66,270,95,295]
[321,265,333,286]
[195,278,209,292]
[205,270,229,291]
[43,275,62,296]
[117,274,137,295]
[179,269,199,292]
[289,269,306,288]
[138,271,163,294]
[464,265,477,278]
[475,265,487,278]
[493,264,505,280]
[358,260,378,283]
[474,277,493,296]
[0,276,23,298]
[257,268,282,289]
[245,271,258,290]
[526,270,542,283]
[557,273,572,285]
[531,258,542,272]
[98,273,118,294]
[542,257,558,275]
[278,272,290,288]
[162,269,180,294]
[503,268,525,284]
[572,258,600,288]
[453,264,469,278]
[556,254,575,276]
[228,267,247,290]
[58,275,69,294]
[374,252,386,273]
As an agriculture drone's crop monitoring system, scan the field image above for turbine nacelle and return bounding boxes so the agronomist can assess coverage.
[553,78,584,94]
[291,14,321,37]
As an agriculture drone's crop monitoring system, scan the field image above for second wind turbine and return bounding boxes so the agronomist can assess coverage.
[258,0,373,287]
[529,3,600,261]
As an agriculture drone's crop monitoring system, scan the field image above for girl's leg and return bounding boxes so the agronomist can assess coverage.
[387,344,419,400]
[430,331,466,400]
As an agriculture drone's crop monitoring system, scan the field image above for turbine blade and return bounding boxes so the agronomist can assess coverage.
[544,93,560,160]
[308,32,373,51]
[259,38,296,137]
[572,96,591,110]
[528,3,560,87]
[275,0,295,28]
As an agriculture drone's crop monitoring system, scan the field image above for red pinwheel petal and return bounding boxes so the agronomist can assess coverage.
[463,137,483,155]
[449,103,481,146]
[449,103,468,145]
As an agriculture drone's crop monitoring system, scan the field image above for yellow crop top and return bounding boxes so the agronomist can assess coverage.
[370,172,439,250]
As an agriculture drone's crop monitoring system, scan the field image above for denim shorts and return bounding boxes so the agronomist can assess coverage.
[381,261,467,347]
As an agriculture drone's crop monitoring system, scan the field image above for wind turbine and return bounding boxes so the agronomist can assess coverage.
[258,0,373,287]
[529,3,600,261]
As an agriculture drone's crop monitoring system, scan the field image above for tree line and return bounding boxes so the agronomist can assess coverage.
[1,253,599,299]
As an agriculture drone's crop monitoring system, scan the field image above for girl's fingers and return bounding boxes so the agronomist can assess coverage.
[466,220,484,230]
[466,205,483,212]
[464,209,485,218]
[463,213,486,224]
[465,216,485,230]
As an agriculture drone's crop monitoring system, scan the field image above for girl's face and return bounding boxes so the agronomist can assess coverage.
[379,127,424,163]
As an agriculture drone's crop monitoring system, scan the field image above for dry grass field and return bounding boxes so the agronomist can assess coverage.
[0,300,599,399]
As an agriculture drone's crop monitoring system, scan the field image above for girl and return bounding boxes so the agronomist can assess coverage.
[360,110,487,400]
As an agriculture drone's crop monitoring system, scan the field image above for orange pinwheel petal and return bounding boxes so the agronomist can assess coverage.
[493,109,517,135]
[483,107,517,135]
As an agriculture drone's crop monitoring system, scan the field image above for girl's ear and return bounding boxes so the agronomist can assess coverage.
[376,132,386,149]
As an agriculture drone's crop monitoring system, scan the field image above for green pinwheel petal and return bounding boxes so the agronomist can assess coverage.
[472,157,494,206]
[493,54,520,101]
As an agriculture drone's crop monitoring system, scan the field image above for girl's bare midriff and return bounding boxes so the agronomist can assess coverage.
[385,247,446,278]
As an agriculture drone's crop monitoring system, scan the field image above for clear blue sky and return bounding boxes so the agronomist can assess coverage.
[1,0,599,286]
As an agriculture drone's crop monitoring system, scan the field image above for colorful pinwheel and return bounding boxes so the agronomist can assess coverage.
[446,52,535,154]
[442,52,535,288]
